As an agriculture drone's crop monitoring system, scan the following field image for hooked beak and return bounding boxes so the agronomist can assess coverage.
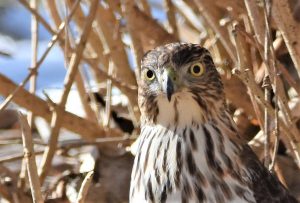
[161,68,177,102]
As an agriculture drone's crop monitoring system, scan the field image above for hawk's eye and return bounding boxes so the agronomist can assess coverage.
[145,69,155,81]
[189,63,205,77]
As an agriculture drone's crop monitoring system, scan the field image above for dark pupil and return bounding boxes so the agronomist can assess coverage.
[193,65,200,73]
[146,70,154,78]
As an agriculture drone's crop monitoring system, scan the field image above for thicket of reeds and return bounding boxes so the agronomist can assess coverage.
[0,0,300,202]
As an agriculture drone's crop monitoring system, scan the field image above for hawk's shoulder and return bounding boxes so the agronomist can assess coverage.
[240,145,298,203]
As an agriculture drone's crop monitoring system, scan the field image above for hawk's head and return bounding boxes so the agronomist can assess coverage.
[138,43,225,126]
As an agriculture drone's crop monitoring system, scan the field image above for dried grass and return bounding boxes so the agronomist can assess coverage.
[0,0,300,202]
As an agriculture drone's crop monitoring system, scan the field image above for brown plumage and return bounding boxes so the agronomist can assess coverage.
[130,43,297,203]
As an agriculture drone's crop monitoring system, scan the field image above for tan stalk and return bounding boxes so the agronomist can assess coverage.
[38,0,100,183]
[19,113,43,203]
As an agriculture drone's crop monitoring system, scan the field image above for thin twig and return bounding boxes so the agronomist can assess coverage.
[244,0,265,45]
[38,0,100,183]
[27,0,39,127]
[85,58,138,91]
[232,22,265,135]
[95,3,137,86]
[193,0,237,63]
[232,24,300,166]
[104,62,113,127]
[0,135,133,164]
[0,22,65,112]
[237,27,300,96]
[45,0,99,122]
[262,0,281,171]
[18,0,56,35]
[64,0,108,67]
[262,75,272,167]
[164,0,179,38]
[173,0,205,33]
[272,0,300,79]
[138,0,152,16]
[18,158,27,189]
[58,135,135,151]
[18,112,43,203]
[121,0,144,80]
[0,150,45,164]
[96,3,140,123]
[76,171,94,203]
[0,74,118,139]
[237,25,300,144]
[262,0,273,168]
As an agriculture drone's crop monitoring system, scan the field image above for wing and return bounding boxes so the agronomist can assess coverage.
[239,145,298,203]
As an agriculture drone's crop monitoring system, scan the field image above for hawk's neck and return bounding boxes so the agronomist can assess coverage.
[130,116,255,203]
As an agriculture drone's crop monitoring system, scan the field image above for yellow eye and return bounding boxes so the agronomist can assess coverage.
[189,63,205,77]
[144,69,155,81]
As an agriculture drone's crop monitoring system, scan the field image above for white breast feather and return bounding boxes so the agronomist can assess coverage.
[156,92,204,127]
[130,92,255,203]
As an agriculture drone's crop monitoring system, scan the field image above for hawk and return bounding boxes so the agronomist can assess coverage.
[130,43,297,203]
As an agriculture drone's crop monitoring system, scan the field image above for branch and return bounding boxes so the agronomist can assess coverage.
[44,0,140,122]
[131,5,178,50]
[0,14,66,112]
[28,0,39,127]
[21,0,99,107]
[18,0,56,35]
[138,0,152,16]
[0,74,120,139]
[272,0,300,79]
[96,3,140,122]
[64,0,108,67]
[193,0,237,63]
[96,4,137,86]
[38,0,100,183]
[19,112,43,203]
[76,171,94,203]
[0,150,44,164]
[164,0,179,38]
[244,0,265,45]
[237,25,300,146]
[215,0,246,18]
[121,0,144,79]
[221,74,256,117]
[232,24,300,166]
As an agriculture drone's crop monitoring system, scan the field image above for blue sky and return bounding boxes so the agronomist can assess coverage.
[0,0,166,92]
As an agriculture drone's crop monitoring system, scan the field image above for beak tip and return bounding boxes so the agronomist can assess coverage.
[167,94,172,102]
[162,72,175,102]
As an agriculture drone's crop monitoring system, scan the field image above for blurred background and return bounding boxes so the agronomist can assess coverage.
[0,0,64,90]
[0,0,300,202]
[0,0,170,91]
